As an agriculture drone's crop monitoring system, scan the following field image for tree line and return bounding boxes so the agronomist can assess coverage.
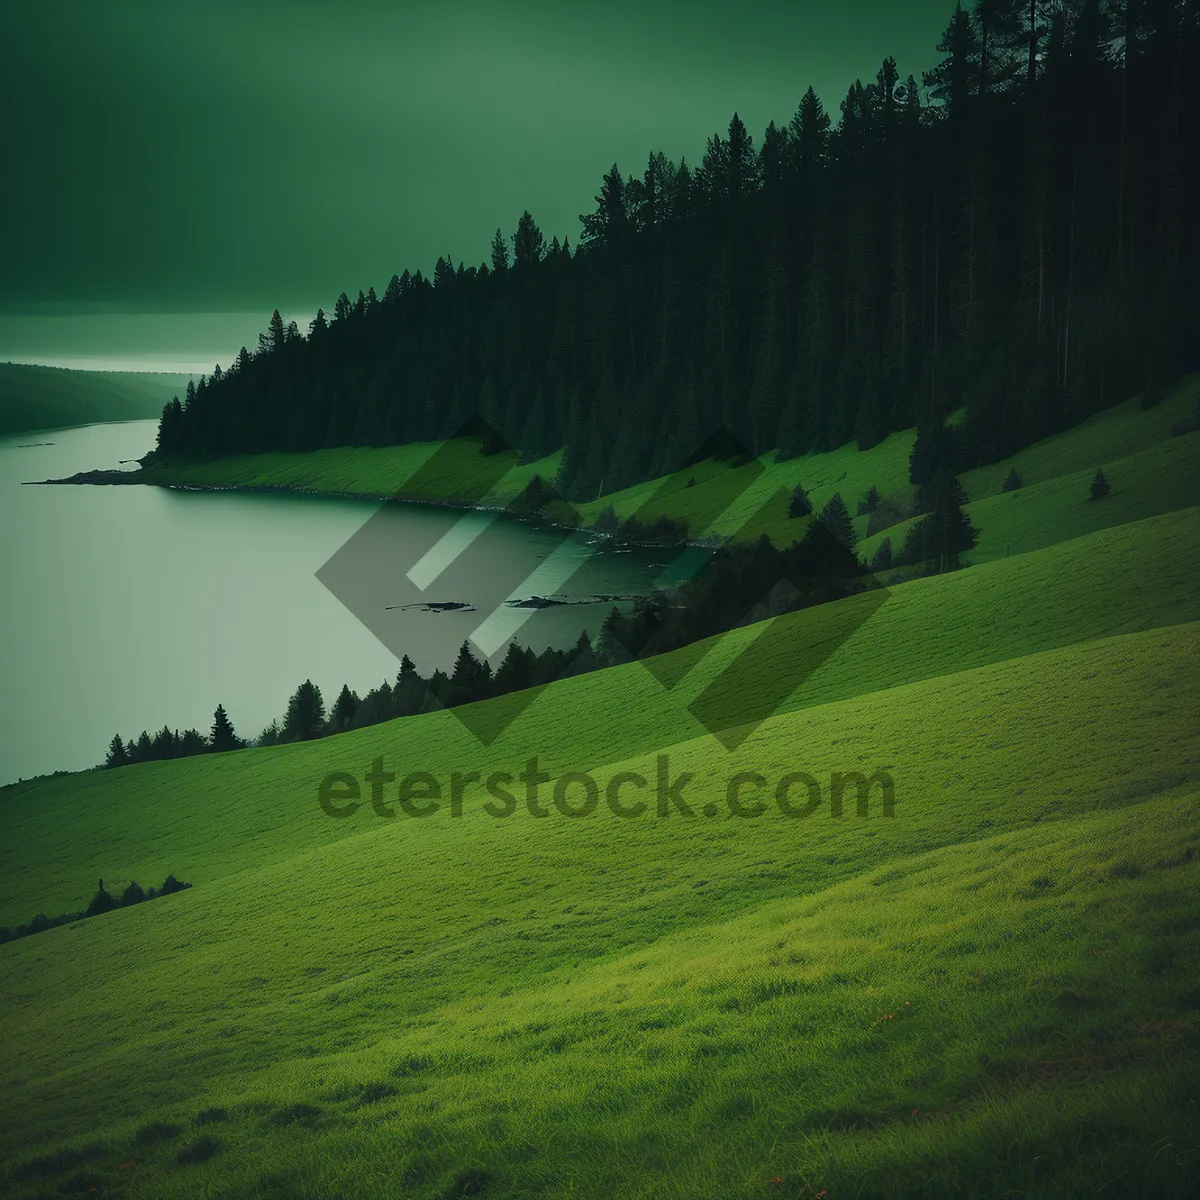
[101,513,899,762]
[152,1,1197,500]
[104,703,244,768]
[0,874,192,946]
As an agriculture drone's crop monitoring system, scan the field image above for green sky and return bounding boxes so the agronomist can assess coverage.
[2,0,950,332]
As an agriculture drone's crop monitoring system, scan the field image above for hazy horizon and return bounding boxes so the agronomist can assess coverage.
[0,310,311,375]
[2,0,948,339]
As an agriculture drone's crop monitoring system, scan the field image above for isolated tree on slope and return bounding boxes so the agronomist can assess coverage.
[209,704,241,753]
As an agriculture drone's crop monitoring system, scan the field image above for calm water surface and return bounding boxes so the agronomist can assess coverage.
[0,421,690,783]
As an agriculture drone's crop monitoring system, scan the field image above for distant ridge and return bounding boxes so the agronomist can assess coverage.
[0,361,193,437]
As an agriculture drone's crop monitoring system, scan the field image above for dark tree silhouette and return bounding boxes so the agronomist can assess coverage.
[209,704,241,753]
[789,484,813,518]
[284,680,326,741]
[818,492,856,548]
[329,685,360,732]
[105,735,127,768]
[85,879,114,918]
[151,2,1196,497]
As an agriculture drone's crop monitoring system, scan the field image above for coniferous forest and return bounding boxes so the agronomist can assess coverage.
[154,1,1198,496]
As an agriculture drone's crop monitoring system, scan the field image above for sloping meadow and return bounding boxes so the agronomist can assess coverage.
[0,620,1197,1198]
[2,505,1196,924]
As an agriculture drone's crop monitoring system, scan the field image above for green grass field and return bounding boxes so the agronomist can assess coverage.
[2,379,1198,1198]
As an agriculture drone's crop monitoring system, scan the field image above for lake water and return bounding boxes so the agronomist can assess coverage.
[0,421,694,784]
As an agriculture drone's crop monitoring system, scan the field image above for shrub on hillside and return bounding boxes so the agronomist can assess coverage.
[1090,468,1110,500]
[1002,467,1022,491]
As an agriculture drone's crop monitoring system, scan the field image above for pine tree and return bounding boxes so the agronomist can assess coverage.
[284,680,326,741]
[209,704,240,753]
[789,483,813,518]
[104,734,126,769]
[924,2,980,133]
[450,641,485,706]
[923,465,978,570]
[579,164,629,255]
[870,536,893,572]
[490,228,510,273]
[818,492,856,547]
[513,211,545,267]
[1002,466,1022,491]
[494,641,534,695]
[1090,468,1110,499]
[393,654,426,717]
[329,685,360,732]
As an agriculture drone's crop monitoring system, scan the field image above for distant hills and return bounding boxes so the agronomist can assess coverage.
[0,361,191,438]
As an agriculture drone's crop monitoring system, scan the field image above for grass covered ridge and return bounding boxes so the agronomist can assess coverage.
[3,505,1197,924]
[3,378,1198,1197]
[0,622,1196,1197]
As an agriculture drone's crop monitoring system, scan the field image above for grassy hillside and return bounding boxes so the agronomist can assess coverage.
[0,622,1196,1199]
[571,375,1200,547]
[858,426,1200,567]
[0,361,192,437]
[3,505,1196,924]
[3,377,1197,1198]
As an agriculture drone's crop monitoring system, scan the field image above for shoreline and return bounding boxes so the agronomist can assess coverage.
[28,466,712,548]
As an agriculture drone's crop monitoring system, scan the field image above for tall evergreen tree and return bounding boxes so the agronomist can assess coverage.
[105,734,127,769]
[818,492,856,547]
[329,685,360,732]
[284,680,326,741]
[209,704,240,753]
